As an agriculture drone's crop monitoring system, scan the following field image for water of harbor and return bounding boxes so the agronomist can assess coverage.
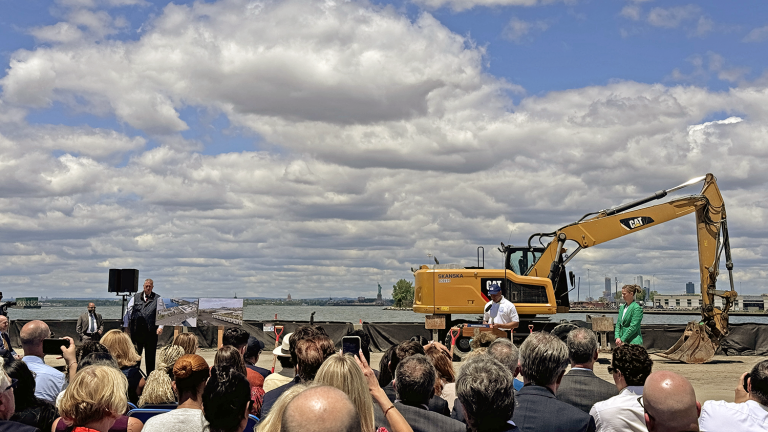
[8,305,768,325]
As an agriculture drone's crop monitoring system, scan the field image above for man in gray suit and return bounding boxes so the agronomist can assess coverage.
[512,332,596,432]
[375,355,465,432]
[557,328,618,413]
[76,303,103,342]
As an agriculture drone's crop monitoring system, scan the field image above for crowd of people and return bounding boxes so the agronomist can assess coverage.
[0,317,766,432]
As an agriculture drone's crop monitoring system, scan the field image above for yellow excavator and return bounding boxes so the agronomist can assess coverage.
[412,173,735,364]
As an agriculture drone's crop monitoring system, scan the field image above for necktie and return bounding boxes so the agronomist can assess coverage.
[2,334,7,350]
[89,314,96,333]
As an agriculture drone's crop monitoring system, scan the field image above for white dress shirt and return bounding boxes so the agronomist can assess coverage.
[699,399,768,432]
[590,385,647,432]
[483,296,519,325]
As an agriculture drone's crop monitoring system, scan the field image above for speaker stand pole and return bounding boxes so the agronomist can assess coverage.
[117,293,129,320]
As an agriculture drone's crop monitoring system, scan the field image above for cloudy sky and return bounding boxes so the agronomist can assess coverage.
[0,0,766,300]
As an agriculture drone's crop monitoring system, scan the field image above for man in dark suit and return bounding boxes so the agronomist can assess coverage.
[0,316,18,360]
[382,340,450,415]
[374,355,465,432]
[76,303,103,343]
[557,327,618,413]
[456,355,521,432]
[512,332,596,432]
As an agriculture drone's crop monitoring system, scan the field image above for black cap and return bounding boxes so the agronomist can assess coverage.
[246,336,265,357]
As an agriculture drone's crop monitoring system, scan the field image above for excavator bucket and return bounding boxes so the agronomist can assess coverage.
[656,321,718,364]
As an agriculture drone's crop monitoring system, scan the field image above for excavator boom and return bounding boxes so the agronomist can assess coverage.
[527,173,735,363]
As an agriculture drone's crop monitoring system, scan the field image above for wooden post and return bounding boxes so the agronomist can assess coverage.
[217,326,224,349]
[173,326,180,340]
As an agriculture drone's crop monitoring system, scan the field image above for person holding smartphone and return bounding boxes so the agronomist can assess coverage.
[19,320,76,403]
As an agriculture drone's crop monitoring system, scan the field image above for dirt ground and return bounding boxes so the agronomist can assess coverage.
[41,349,760,404]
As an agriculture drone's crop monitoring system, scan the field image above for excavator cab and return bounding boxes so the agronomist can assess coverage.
[504,246,571,310]
[506,247,544,276]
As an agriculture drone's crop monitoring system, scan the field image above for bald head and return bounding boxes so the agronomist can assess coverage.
[281,386,362,432]
[20,320,50,347]
[643,371,700,432]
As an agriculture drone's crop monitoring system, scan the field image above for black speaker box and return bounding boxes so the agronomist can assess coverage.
[108,269,139,293]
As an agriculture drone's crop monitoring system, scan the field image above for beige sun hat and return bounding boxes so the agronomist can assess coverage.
[273,332,293,357]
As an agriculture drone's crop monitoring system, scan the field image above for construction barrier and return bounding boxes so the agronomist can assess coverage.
[8,320,768,356]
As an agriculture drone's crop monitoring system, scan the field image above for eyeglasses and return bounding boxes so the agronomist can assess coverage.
[637,396,654,420]
[607,366,616,374]
[3,378,18,393]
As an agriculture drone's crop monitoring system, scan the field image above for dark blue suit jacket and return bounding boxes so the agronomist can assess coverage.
[0,420,40,432]
[512,385,596,432]
[374,401,465,432]
[260,376,300,417]
[0,333,16,360]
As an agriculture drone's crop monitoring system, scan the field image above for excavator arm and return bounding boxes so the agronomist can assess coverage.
[525,174,735,363]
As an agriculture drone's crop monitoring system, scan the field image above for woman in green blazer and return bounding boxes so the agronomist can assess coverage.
[615,284,644,346]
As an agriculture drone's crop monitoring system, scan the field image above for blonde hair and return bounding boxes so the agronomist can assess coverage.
[622,284,643,296]
[172,333,198,355]
[59,365,127,426]
[313,354,374,432]
[256,384,308,432]
[137,345,185,407]
[100,330,141,368]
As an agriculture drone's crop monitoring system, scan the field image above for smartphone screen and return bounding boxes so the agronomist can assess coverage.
[42,338,70,355]
[342,336,361,356]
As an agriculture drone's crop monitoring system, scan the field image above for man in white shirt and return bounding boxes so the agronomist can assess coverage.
[482,283,519,331]
[590,344,653,432]
[699,360,768,432]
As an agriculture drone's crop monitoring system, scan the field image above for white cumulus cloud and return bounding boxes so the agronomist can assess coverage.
[0,0,767,299]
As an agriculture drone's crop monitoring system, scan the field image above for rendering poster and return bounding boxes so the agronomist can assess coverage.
[197,298,244,326]
[157,298,199,327]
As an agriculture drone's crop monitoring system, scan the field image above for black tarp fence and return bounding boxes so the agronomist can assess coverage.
[9,320,768,356]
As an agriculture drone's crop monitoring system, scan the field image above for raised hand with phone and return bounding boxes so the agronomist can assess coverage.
[353,350,414,432]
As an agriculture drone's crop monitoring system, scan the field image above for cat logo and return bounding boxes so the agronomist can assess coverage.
[619,216,655,230]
